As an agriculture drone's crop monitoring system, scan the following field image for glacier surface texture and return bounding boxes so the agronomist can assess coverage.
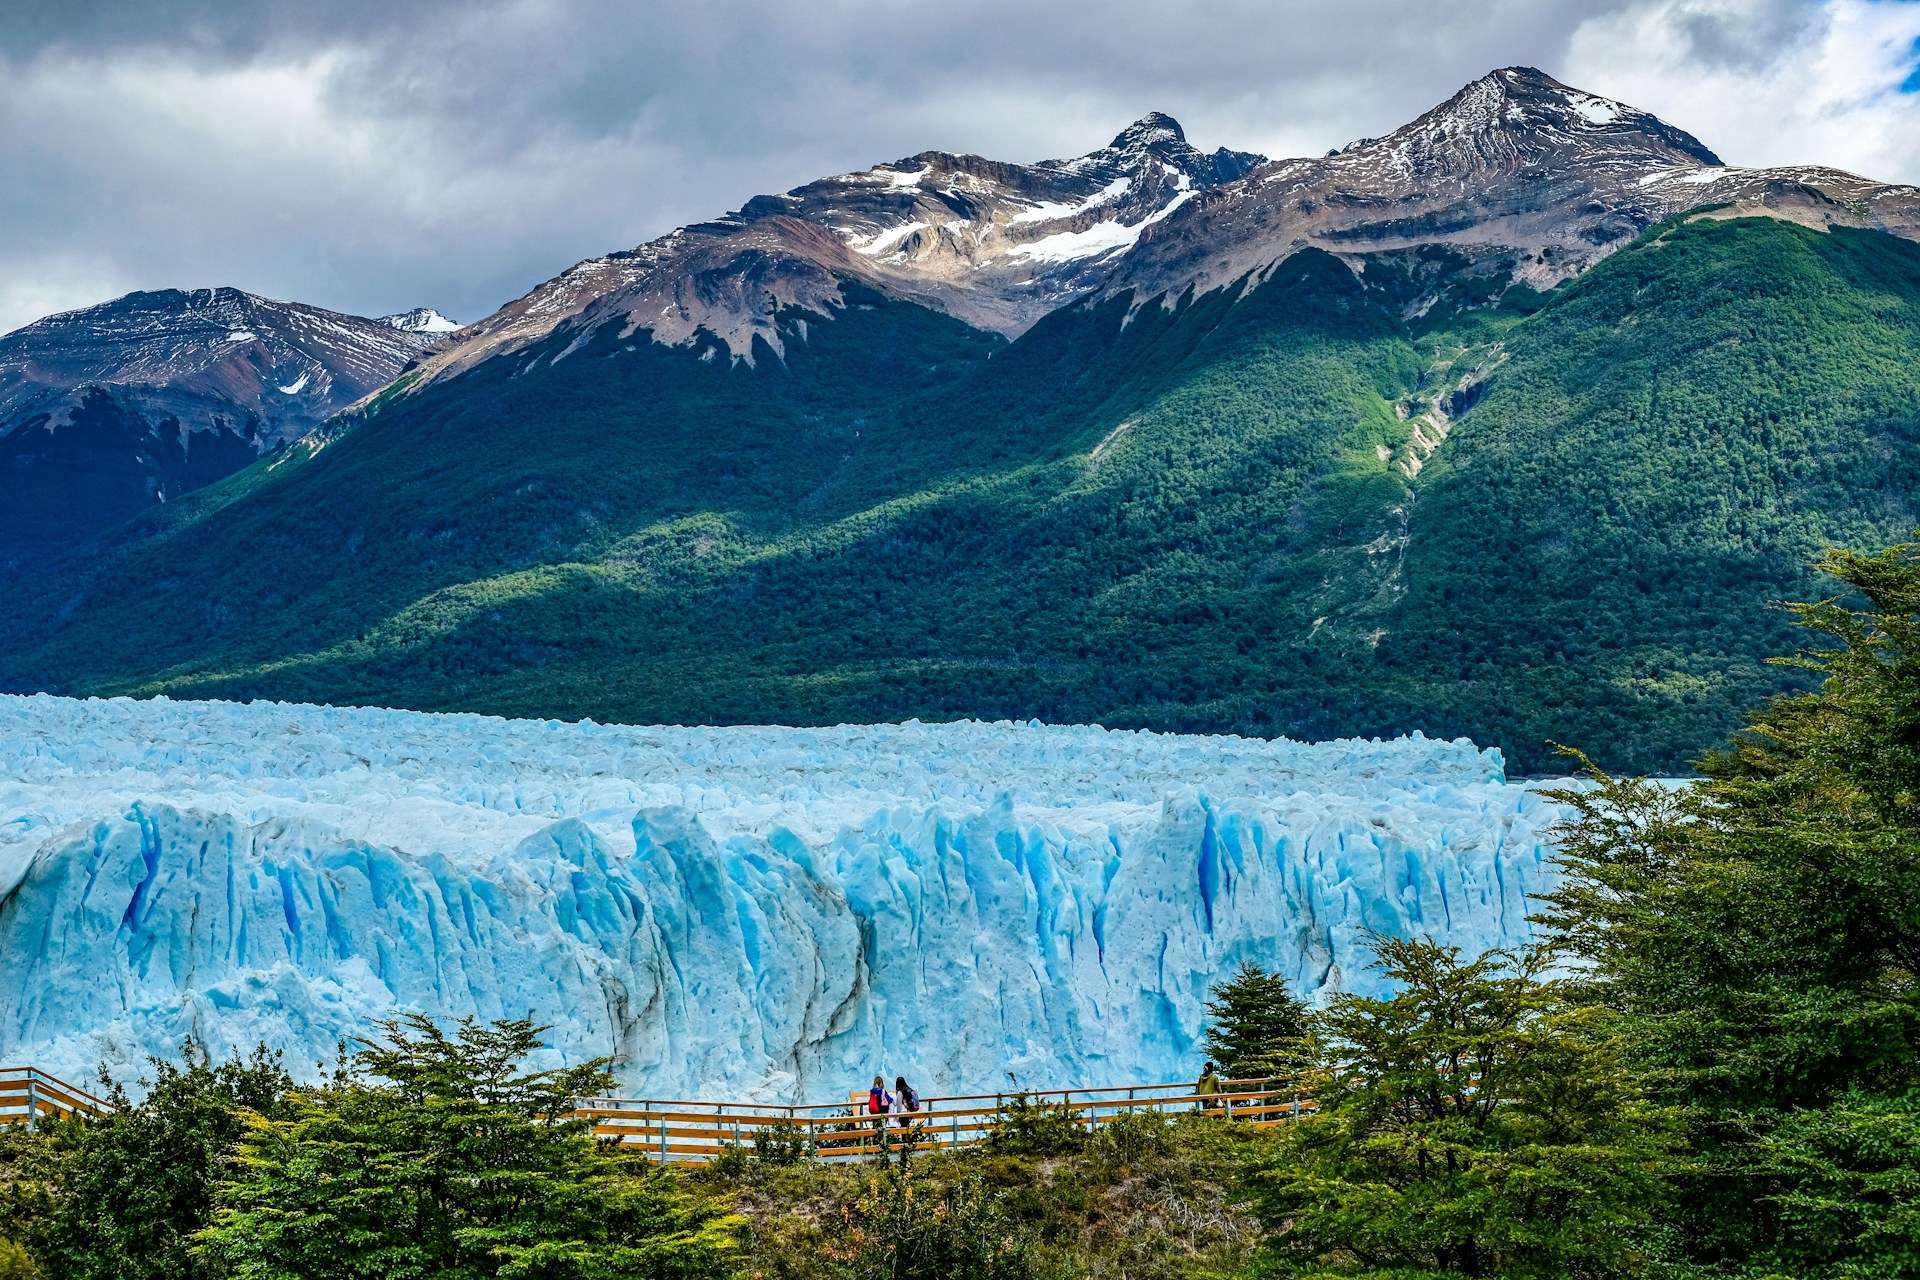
[0,695,1568,1100]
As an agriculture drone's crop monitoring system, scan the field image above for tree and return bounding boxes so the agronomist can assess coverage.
[1539,540,1920,1274]
[1203,962,1312,1078]
[1247,937,1681,1279]
[197,1015,737,1279]
[0,1045,292,1280]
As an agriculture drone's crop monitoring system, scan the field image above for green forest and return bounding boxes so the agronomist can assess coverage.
[4,216,1920,772]
[4,539,1917,1276]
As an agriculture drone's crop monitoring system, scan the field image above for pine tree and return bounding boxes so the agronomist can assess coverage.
[196,1015,737,1279]
[1202,962,1311,1078]
[1249,938,1681,1278]
[1540,540,1920,1276]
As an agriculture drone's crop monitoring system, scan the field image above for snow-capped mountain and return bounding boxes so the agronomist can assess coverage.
[399,67,1919,394]
[0,287,449,567]
[0,287,445,433]
[403,112,1264,381]
[1100,66,1920,306]
[382,306,462,334]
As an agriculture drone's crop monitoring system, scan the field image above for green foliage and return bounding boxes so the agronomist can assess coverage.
[1540,540,1920,1275]
[0,1045,292,1280]
[749,1122,815,1168]
[1756,1088,1920,1278]
[1203,962,1312,1078]
[1249,937,1681,1279]
[725,1115,1259,1280]
[0,1238,39,1280]
[847,1159,1034,1280]
[197,1014,738,1280]
[985,1094,1087,1157]
[1390,220,1920,771]
[14,222,1917,770]
[1083,1107,1175,1174]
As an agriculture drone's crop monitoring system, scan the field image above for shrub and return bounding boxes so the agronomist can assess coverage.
[752,1120,815,1167]
[0,1239,39,1280]
[850,1161,1032,1280]
[1085,1108,1174,1173]
[985,1094,1085,1157]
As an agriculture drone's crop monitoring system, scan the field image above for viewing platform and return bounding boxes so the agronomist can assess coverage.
[0,1066,1311,1162]
[0,1066,112,1125]
[577,1076,1313,1161]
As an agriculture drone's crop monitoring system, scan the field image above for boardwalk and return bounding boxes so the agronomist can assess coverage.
[0,1066,112,1125]
[580,1077,1316,1162]
[1,1066,1312,1162]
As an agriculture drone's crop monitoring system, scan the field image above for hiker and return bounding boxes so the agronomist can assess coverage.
[1195,1060,1223,1113]
[892,1075,922,1128]
[866,1075,893,1119]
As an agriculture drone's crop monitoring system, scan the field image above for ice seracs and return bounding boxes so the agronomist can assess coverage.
[0,695,1569,1100]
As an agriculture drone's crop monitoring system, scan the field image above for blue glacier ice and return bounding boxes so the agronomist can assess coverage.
[0,695,1571,1099]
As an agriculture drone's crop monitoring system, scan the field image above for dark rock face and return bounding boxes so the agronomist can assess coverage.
[0,287,446,565]
[0,388,261,572]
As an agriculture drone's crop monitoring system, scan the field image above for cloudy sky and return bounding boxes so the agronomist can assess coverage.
[4,0,1918,333]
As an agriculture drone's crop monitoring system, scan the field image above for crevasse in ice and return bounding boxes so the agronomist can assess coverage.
[0,695,1569,1099]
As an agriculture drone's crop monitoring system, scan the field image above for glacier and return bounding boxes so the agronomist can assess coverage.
[0,695,1570,1100]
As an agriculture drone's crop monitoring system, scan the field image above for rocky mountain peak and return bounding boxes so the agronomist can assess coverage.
[1109,111,1186,149]
[1381,65,1723,172]
[0,287,443,443]
[382,307,462,334]
[401,113,1271,381]
[1096,66,1911,314]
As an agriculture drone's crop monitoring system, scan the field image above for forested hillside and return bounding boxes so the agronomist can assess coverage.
[4,216,1919,773]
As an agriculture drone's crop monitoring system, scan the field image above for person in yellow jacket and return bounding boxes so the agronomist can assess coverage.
[1194,1060,1224,1113]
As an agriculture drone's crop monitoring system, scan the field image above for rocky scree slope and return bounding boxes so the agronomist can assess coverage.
[398,112,1262,387]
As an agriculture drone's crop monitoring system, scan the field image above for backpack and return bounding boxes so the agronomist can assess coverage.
[868,1087,889,1115]
[904,1086,921,1113]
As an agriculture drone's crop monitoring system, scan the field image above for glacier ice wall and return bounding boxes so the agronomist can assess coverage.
[0,695,1569,1099]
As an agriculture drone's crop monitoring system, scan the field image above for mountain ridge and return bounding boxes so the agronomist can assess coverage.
[4,68,1919,775]
[0,287,448,567]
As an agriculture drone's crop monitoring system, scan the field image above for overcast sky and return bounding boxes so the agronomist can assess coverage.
[3,0,1918,333]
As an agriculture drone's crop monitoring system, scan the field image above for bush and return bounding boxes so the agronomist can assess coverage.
[1084,1108,1174,1173]
[197,1015,739,1279]
[850,1161,1033,1280]
[0,1045,292,1280]
[985,1094,1085,1157]
[0,1239,39,1280]
[752,1120,816,1167]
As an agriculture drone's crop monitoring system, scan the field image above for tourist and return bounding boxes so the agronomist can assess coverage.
[892,1075,921,1127]
[1195,1060,1223,1113]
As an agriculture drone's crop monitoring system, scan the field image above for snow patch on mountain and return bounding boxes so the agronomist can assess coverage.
[0,695,1569,1100]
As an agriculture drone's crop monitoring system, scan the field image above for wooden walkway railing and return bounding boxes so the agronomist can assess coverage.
[0,1067,1314,1163]
[0,1067,112,1125]
[574,1077,1317,1162]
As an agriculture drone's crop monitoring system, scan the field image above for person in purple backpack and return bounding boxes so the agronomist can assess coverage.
[892,1076,922,1128]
